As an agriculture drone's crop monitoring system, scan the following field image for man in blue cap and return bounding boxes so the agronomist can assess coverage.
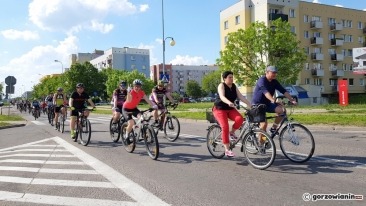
[252,66,297,140]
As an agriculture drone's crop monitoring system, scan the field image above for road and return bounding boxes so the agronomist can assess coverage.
[0,108,365,206]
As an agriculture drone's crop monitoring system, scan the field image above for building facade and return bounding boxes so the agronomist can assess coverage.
[220,0,366,103]
[150,64,218,95]
[69,50,104,66]
[88,47,150,77]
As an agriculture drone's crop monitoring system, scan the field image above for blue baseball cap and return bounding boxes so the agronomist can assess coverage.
[266,66,278,73]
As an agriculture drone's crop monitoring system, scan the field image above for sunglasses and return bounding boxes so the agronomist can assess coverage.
[120,84,127,87]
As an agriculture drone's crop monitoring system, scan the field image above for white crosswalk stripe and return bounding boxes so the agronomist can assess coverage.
[0,137,169,205]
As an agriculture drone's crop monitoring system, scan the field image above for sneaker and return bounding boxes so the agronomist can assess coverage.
[269,127,278,136]
[225,150,235,157]
[54,127,58,130]
[229,132,238,141]
[70,130,76,139]
[124,133,131,144]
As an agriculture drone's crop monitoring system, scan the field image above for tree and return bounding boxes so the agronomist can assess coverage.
[217,19,307,86]
[202,70,222,94]
[186,80,202,99]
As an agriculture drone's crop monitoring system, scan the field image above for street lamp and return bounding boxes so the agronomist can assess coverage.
[54,60,64,74]
[161,0,175,84]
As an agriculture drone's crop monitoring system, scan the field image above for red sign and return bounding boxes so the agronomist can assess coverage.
[338,80,348,106]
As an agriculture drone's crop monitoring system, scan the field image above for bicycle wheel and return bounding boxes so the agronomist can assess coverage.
[279,123,315,163]
[143,125,159,160]
[109,118,120,143]
[120,122,136,153]
[74,122,79,142]
[163,116,180,142]
[243,129,276,170]
[79,118,91,146]
[60,115,65,133]
[206,124,225,159]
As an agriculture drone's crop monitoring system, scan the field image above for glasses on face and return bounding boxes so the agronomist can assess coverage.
[120,84,126,88]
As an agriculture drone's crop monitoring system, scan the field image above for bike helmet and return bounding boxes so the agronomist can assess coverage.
[57,87,63,91]
[133,79,142,86]
[76,83,84,88]
[119,80,127,86]
[157,80,164,86]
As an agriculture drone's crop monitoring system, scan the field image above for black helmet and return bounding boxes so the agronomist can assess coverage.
[119,80,127,86]
[76,83,84,88]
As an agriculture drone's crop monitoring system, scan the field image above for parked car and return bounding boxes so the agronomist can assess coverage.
[189,98,197,103]
[0,101,4,107]
[180,97,190,103]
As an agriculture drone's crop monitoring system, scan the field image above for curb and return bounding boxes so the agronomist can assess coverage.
[0,123,27,130]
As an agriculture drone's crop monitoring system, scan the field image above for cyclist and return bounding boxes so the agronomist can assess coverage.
[252,66,297,140]
[111,80,128,130]
[31,98,41,117]
[122,79,158,142]
[53,87,67,130]
[69,83,96,139]
[150,80,176,127]
[45,93,54,124]
[212,71,251,157]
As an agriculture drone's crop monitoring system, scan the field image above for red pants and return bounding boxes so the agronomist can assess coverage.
[213,107,244,144]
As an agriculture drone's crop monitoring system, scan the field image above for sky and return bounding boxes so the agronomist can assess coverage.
[0,0,365,97]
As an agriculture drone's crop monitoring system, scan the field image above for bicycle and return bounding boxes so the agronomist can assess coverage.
[120,108,159,160]
[73,107,93,146]
[47,105,55,125]
[151,102,180,142]
[32,107,40,120]
[55,106,67,133]
[266,100,315,163]
[109,114,126,143]
[206,104,276,170]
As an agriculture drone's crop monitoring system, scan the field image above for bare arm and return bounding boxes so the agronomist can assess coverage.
[52,94,56,105]
[69,98,73,107]
[264,92,276,103]
[143,95,156,108]
[166,92,175,103]
[236,87,251,107]
[87,99,95,108]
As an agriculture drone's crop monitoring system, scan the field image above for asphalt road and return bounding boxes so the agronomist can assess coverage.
[0,108,365,206]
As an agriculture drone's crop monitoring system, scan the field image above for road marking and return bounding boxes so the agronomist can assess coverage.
[31,121,46,125]
[0,148,66,154]
[0,166,98,174]
[0,191,136,206]
[0,159,85,165]
[0,153,74,158]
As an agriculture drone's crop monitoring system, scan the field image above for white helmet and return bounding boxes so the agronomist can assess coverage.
[133,79,143,86]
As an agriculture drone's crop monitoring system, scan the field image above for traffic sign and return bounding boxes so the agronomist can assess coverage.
[5,76,16,85]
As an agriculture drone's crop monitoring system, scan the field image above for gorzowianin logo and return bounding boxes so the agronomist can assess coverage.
[303,193,364,201]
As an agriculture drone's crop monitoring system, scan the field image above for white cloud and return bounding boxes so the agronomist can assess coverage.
[170,55,209,66]
[28,0,146,34]
[1,29,39,40]
[312,0,320,3]
[335,4,344,7]
[0,35,78,96]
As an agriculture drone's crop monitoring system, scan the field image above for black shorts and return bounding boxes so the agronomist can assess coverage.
[55,105,64,113]
[114,105,123,113]
[70,107,86,117]
[122,108,140,120]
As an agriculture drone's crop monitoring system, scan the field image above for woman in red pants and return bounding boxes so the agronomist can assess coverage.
[213,71,252,157]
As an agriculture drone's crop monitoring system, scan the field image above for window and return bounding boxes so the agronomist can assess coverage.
[358,21,363,29]
[305,62,309,70]
[342,63,347,71]
[291,26,296,33]
[329,79,337,86]
[304,15,309,23]
[142,65,146,70]
[313,78,323,86]
[289,9,295,18]
[358,36,364,43]
[131,56,135,61]
[341,19,346,27]
[328,18,335,25]
[304,31,309,38]
[313,47,321,54]
[347,20,352,28]
[224,21,228,29]
[313,32,321,37]
[328,33,335,40]
[304,47,310,55]
[224,36,228,45]
[305,78,310,84]
[269,8,280,14]
[360,79,365,86]
[329,63,337,71]
[347,49,353,57]
[349,78,354,86]
[235,15,240,25]
[312,16,321,22]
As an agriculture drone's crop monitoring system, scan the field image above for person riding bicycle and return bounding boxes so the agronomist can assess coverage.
[32,98,40,116]
[252,66,297,140]
[149,80,176,127]
[45,93,54,123]
[212,71,251,157]
[111,80,128,130]
[122,79,158,142]
[53,87,67,130]
[69,83,96,139]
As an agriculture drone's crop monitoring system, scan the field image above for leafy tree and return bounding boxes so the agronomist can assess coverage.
[186,80,202,99]
[202,70,222,94]
[170,92,181,101]
[217,19,307,86]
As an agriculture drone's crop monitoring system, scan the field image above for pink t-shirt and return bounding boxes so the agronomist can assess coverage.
[123,90,145,109]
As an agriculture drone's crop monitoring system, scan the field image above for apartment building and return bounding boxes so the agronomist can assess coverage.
[150,64,218,95]
[220,0,366,103]
[87,47,150,77]
[69,50,104,66]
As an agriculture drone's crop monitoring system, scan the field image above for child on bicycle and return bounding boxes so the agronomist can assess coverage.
[122,79,158,142]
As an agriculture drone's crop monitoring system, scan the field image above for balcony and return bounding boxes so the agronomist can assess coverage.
[331,85,338,92]
[311,53,324,61]
[310,37,323,45]
[363,27,366,34]
[311,69,324,76]
[330,23,343,31]
[269,13,288,21]
[330,38,344,46]
[330,54,344,61]
[310,21,323,29]
[331,69,344,77]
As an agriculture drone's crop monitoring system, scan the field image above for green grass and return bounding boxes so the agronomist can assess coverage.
[0,115,24,121]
